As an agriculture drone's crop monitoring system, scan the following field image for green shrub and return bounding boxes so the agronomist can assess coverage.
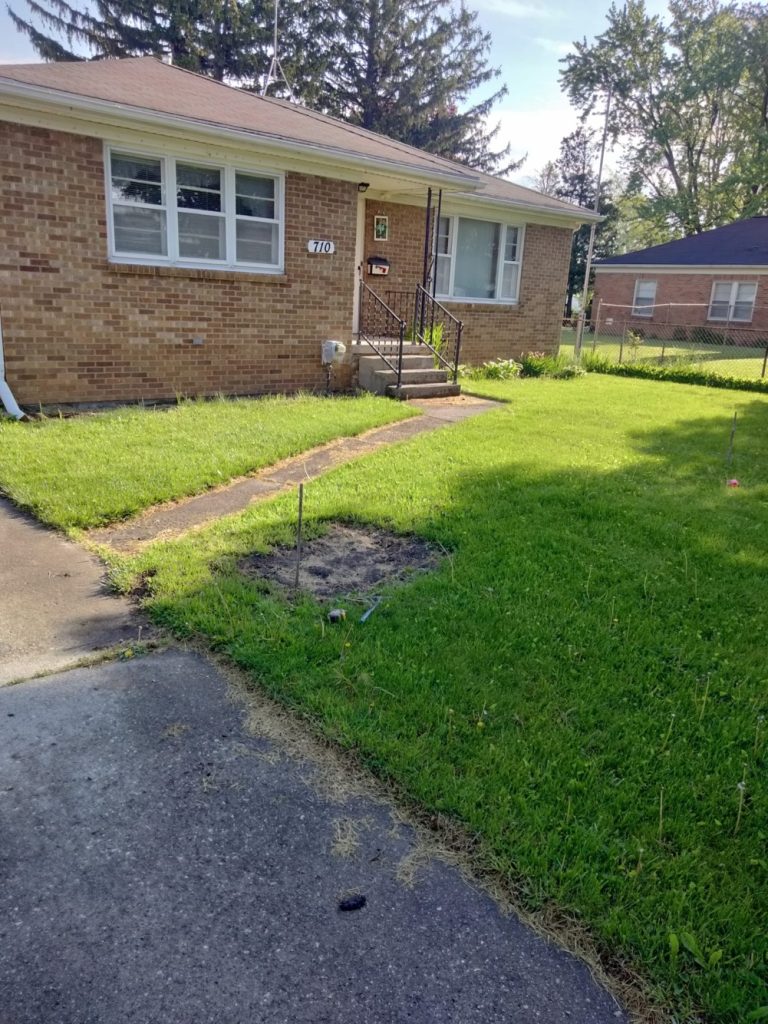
[583,359,768,393]
[520,351,583,379]
[461,358,522,380]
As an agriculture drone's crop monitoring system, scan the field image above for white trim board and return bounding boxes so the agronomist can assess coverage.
[595,264,768,275]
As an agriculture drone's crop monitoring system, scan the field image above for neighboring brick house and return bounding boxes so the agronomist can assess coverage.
[593,218,768,338]
[0,57,595,409]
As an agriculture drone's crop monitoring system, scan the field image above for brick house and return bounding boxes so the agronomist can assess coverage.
[0,57,595,409]
[593,218,768,339]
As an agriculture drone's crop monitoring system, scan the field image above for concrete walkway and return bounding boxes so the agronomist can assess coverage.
[90,396,501,552]
[0,498,139,685]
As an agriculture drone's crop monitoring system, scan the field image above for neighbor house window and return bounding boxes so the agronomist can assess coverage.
[708,281,757,322]
[632,279,657,316]
[107,148,283,272]
[435,216,522,302]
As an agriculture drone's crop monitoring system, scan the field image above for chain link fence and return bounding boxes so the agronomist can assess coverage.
[561,312,768,382]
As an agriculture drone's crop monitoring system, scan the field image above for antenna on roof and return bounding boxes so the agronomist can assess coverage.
[261,0,293,98]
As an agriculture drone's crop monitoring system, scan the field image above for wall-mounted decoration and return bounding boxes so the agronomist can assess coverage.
[373,215,389,242]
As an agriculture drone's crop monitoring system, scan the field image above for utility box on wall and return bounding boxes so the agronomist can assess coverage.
[367,256,390,277]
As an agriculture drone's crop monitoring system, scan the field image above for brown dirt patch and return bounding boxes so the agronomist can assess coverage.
[239,523,441,600]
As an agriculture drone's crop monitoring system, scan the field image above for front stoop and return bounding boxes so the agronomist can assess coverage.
[357,348,461,399]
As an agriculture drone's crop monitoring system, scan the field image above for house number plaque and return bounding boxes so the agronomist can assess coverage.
[307,239,336,254]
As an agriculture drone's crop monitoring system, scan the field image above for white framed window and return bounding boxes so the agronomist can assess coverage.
[435,215,523,303]
[106,147,283,273]
[632,279,657,316]
[708,281,757,322]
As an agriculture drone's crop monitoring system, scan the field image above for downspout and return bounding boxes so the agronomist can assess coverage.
[0,312,25,420]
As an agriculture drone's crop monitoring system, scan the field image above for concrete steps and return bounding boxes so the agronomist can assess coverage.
[357,348,461,399]
[386,381,461,399]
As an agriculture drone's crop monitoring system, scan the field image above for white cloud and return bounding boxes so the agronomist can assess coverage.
[491,100,579,181]
[533,37,573,56]
[474,0,557,18]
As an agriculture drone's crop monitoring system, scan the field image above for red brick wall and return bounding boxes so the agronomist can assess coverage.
[0,121,358,404]
[363,199,573,362]
[594,271,768,335]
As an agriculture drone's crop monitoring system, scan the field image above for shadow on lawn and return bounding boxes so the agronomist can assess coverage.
[138,396,768,1021]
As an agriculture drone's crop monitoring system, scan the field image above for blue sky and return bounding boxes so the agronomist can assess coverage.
[0,0,671,184]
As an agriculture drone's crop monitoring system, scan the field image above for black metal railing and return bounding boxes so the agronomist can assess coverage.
[412,284,463,383]
[358,280,407,391]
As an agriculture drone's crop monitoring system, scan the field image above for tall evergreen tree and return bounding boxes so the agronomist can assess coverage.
[310,0,516,173]
[8,0,514,172]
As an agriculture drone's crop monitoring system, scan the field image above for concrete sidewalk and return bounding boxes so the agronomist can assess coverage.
[0,498,139,685]
[89,396,501,553]
[0,650,627,1024]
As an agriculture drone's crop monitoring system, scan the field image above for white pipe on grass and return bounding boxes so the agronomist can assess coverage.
[0,313,24,420]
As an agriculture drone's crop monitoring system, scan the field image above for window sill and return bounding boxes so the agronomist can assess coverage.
[437,297,520,308]
[106,261,288,284]
[707,317,753,324]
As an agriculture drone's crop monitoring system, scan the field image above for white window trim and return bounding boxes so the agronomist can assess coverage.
[104,143,285,274]
[707,280,757,323]
[436,214,524,305]
[632,279,657,317]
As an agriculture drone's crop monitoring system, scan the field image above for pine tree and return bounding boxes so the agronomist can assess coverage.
[7,0,272,82]
[308,0,518,174]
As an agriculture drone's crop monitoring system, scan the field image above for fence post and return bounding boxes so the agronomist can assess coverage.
[762,344,768,379]
[660,335,666,363]
[618,326,625,364]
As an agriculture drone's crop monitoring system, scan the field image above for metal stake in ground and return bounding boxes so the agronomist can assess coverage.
[726,411,738,476]
[294,482,304,591]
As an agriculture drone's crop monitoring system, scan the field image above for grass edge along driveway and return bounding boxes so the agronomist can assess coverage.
[0,393,415,532]
[108,376,768,1022]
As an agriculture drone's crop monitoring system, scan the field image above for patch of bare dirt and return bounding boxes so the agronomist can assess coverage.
[239,523,441,600]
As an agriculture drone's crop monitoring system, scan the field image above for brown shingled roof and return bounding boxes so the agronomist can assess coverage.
[0,56,594,221]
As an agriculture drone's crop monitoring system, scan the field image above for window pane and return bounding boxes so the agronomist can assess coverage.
[176,163,222,212]
[501,262,519,300]
[733,302,754,320]
[236,220,279,264]
[178,211,225,260]
[435,254,451,295]
[113,206,167,255]
[111,155,161,184]
[177,164,221,190]
[504,227,518,262]
[709,301,730,319]
[111,153,163,206]
[454,218,500,299]
[437,216,451,256]
[112,179,163,205]
[636,281,656,300]
[712,283,731,302]
[236,173,275,219]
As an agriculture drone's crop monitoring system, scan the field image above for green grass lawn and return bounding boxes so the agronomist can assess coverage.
[561,329,768,381]
[0,394,415,532]
[109,376,767,1020]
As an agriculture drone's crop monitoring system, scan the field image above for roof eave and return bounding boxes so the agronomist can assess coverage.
[450,189,601,227]
[0,75,480,191]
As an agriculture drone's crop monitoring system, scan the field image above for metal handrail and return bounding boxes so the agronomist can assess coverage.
[357,280,407,393]
[413,284,464,383]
